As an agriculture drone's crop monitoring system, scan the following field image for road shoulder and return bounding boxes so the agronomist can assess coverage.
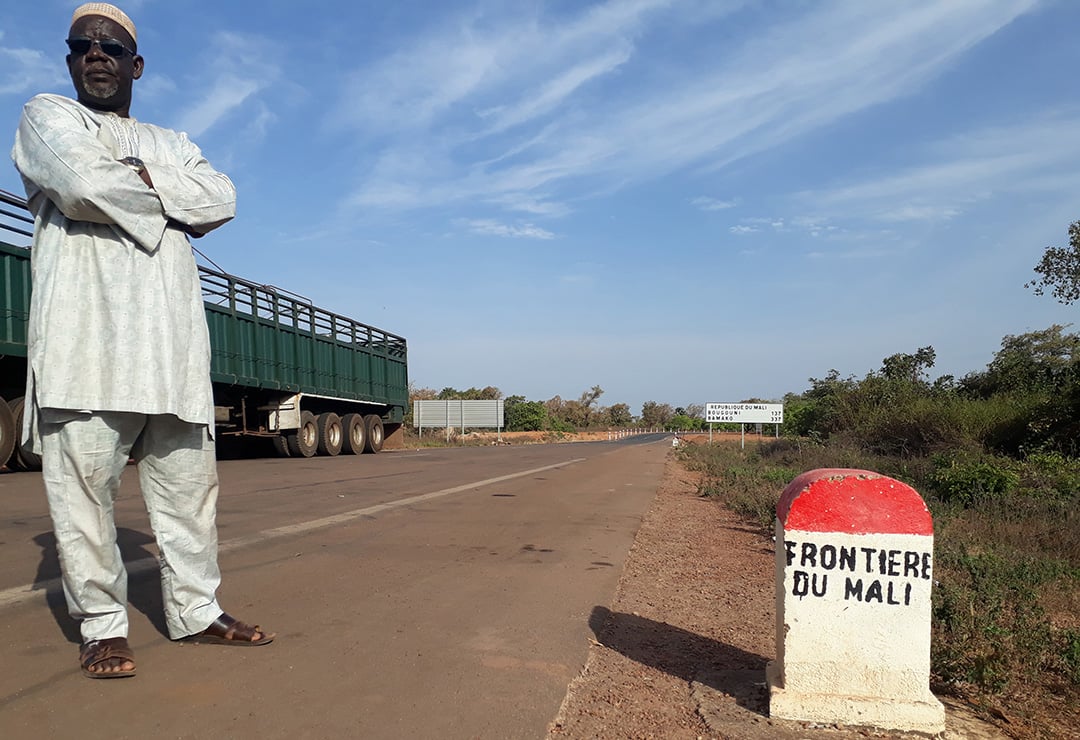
[548,451,1008,739]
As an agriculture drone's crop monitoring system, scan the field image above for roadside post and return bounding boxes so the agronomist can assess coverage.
[766,469,945,734]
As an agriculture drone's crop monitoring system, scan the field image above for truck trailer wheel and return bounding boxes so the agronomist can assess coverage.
[286,410,318,458]
[341,413,366,455]
[316,412,343,456]
[7,397,41,471]
[0,396,16,470]
[363,414,384,454]
[271,434,292,458]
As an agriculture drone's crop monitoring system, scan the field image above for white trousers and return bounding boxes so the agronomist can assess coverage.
[40,411,223,642]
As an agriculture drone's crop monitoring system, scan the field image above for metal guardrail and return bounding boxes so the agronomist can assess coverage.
[0,189,34,242]
[199,268,407,357]
[0,188,406,358]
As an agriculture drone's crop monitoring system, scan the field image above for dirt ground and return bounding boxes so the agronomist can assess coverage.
[546,444,1022,740]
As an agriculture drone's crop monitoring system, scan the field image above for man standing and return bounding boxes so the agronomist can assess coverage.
[11,3,273,679]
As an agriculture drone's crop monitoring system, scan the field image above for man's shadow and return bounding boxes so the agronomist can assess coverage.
[589,605,770,716]
[33,528,170,643]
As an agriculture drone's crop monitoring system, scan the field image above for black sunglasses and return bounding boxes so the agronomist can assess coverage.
[66,36,136,58]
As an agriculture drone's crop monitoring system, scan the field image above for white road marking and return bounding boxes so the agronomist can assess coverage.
[0,458,586,611]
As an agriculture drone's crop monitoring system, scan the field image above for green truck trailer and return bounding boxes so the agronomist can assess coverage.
[0,188,408,470]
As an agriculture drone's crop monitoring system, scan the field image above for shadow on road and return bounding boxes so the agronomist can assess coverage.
[589,605,769,716]
[33,528,169,643]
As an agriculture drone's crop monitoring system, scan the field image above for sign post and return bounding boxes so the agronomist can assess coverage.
[413,400,505,444]
[705,403,783,448]
[767,469,945,734]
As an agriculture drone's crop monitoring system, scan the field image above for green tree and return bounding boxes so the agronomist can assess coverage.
[410,384,438,402]
[959,325,1080,455]
[503,394,525,427]
[561,400,587,428]
[805,369,857,400]
[641,401,674,427]
[962,325,1079,397]
[788,369,858,438]
[544,395,563,419]
[437,386,503,400]
[881,346,936,384]
[607,403,633,426]
[1027,220,1080,304]
[578,385,604,428]
[506,399,547,431]
[543,396,577,432]
[670,413,705,431]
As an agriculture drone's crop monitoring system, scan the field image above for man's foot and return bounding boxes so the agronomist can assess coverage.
[183,612,275,646]
[80,637,136,679]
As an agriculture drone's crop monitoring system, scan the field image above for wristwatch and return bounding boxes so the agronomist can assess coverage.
[120,156,146,175]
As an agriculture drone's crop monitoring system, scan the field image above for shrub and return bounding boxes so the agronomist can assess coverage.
[679,443,788,531]
[1020,450,1080,501]
[927,455,1018,507]
[848,395,967,457]
[1063,630,1080,684]
[932,546,1071,692]
[545,416,576,434]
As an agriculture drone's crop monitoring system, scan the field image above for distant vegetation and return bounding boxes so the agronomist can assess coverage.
[679,323,1079,735]
[406,382,704,434]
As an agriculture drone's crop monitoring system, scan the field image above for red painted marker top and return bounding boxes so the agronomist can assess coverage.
[776,468,933,536]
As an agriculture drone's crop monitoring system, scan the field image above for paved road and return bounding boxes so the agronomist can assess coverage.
[0,435,669,739]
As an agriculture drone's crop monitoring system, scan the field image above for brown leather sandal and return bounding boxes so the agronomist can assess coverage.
[184,612,275,646]
[80,637,137,679]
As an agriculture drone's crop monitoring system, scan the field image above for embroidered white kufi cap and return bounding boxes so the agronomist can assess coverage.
[70,3,137,43]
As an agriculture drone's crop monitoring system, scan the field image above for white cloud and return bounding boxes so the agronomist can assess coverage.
[168,32,279,138]
[877,205,962,222]
[333,0,1039,220]
[240,102,277,146]
[729,225,757,235]
[174,75,262,137]
[490,193,572,218]
[331,0,680,134]
[692,196,737,211]
[136,73,177,101]
[463,219,556,239]
[560,273,594,286]
[478,45,633,134]
[800,112,1080,222]
[0,47,67,96]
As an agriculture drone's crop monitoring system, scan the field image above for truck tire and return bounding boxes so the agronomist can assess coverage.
[341,413,365,455]
[0,396,16,470]
[271,434,292,458]
[23,445,42,471]
[286,410,318,458]
[363,414,384,454]
[315,412,343,456]
[8,397,41,471]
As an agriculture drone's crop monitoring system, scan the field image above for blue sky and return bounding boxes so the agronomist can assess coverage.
[2,0,1078,414]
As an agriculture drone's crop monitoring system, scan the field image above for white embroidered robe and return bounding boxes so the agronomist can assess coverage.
[11,93,235,449]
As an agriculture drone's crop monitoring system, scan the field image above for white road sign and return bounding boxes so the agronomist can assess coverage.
[705,402,783,424]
